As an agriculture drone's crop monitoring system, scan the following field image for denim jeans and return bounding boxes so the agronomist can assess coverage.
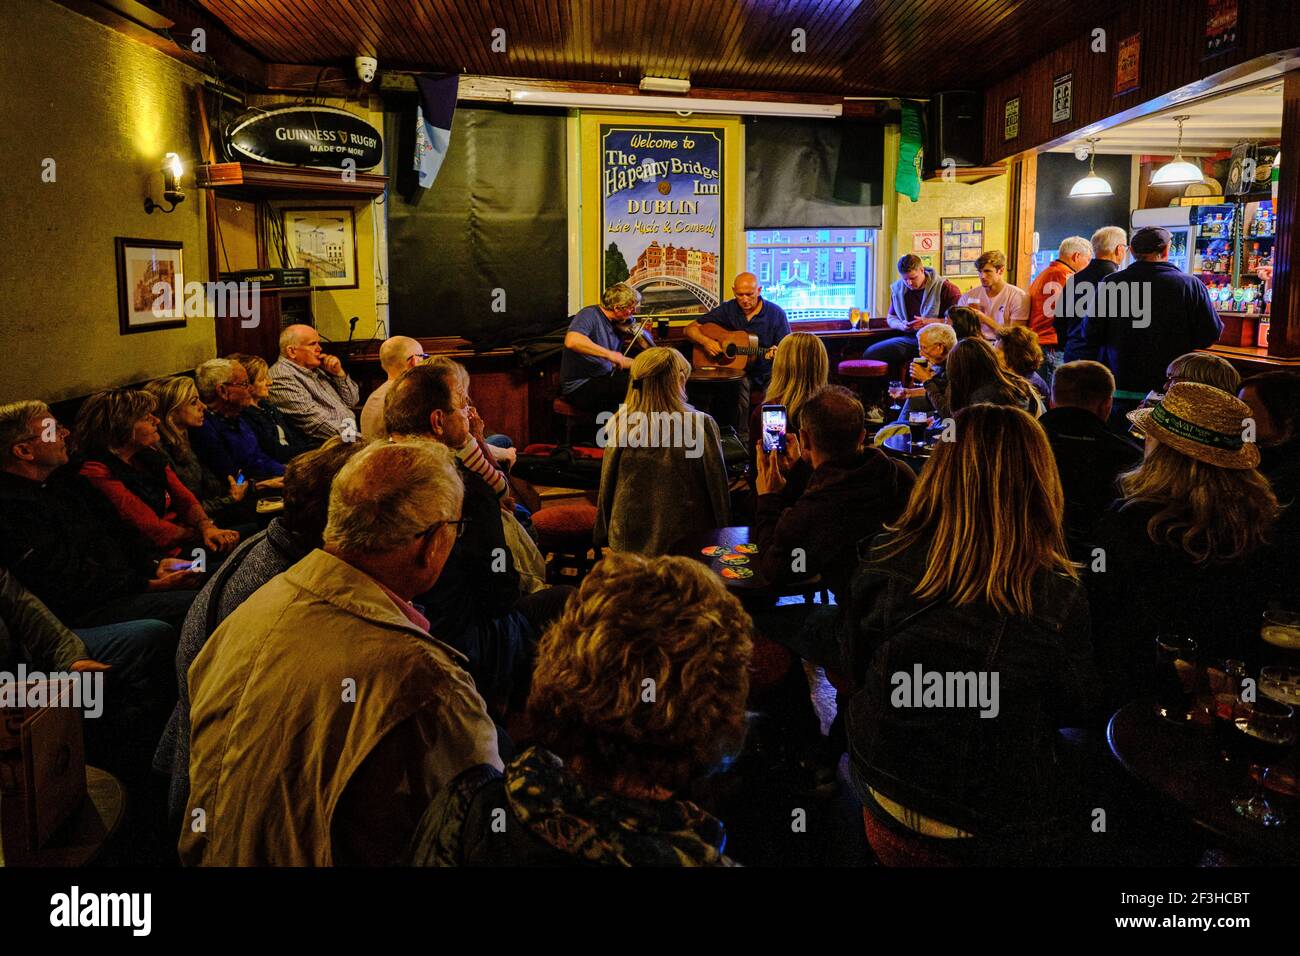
[1037,348,1064,388]
[74,588,199,630]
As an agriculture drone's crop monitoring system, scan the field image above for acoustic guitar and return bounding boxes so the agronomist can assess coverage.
[689,322,769,382]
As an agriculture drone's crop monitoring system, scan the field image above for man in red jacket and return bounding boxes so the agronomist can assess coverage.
[1024,236,1092,384]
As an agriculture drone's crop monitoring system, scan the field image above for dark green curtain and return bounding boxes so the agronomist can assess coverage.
[384,105,568,349]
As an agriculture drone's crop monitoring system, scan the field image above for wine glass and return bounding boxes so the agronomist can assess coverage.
[888,380,905,413]
[1230,698,1296,827]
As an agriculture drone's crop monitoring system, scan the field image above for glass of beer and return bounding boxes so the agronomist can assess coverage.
[1230,698,1296,827]
[1262,610,1300,666]
[907,411,931,450]
[1154,634,1199,723]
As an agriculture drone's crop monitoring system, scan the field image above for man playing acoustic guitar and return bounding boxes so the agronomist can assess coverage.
[684,272,790,444]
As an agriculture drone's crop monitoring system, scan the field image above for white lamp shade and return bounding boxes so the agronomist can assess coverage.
[1069,171,1114,197]
[1150,159,1203,186]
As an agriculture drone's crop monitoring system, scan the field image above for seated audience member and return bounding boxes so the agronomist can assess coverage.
[1040,361,1142,552]
[156,436,368,821]
[190,359,286,481]
[360,335,426,440]
[897,322,958,419]
[1239,371,1300,517]
[408,552,752,867]
[439,358,522,486]
[861,256,962,380]
[385,363,572,709]
[844,404,1101,863]
[0,401,201,628]
[181,441,502,866]
[754,386,914,601]
[268,324,361,441]
[1164,350,1241,394]
[995,325,1050,399]
[956,251,1030,329]
[945,305,990,341]
[595,348,730,556]
[1088,383,1288,708]
[760,331,829,435]
[231,353,318,464]
[74,389,241,560]
[0,567,173,779]
[924,337,1042,420]
[146,375,255,529]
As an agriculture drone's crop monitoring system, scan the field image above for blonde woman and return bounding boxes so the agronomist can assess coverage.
[595,347,729,555]
[844,404,1099,863]
[146,376,252,528]
[762,332,829,433]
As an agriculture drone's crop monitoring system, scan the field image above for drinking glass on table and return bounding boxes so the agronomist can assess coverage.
[1154,634,1199,723]
[907,411,931,450]
[1262,610,1300,666]
[1230,698,1296,827]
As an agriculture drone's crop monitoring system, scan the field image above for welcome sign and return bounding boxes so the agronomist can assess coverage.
[600,125,723,316]
[227,105,383,171]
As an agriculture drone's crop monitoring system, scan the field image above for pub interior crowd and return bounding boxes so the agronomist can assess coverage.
[3,218,1299,866]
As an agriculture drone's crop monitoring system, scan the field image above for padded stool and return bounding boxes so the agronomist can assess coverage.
[552,397,596,446]
[532,502,601,584]
[836,358,891,417]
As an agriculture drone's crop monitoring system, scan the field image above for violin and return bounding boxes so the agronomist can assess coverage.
[612,313,656,354]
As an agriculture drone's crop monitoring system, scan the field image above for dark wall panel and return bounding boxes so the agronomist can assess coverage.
[1034,152,1133,252]
[385,105,567,349]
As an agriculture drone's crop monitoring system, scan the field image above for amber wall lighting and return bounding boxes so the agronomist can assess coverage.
[145,152,185,214]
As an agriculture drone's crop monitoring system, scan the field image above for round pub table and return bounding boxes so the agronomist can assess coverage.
[0,766,125,867]
[672,526,821,600]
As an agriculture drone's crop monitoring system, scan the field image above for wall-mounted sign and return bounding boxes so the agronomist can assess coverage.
[940,217,985,278]
[600,125,723,316]
[1052,73,1073,124]
[912,231,940,254]
[1004,97,1021,141]
[227,105,383,171]
[1205,0,1238,58]
[1115,33,1142,97]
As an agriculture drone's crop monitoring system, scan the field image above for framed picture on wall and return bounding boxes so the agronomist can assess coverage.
[115,238,185,334]
[282,207,358,289]
[939,217,985,277]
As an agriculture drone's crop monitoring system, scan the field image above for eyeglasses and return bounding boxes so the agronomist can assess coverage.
[415,518,470,541]
[224,380,251,390]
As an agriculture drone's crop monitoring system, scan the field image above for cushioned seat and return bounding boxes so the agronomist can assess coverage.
[836,359,890,378]
[532,502,600,583]
[553,397,597,445]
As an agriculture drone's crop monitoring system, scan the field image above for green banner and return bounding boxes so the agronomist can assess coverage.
[896,100,924,203]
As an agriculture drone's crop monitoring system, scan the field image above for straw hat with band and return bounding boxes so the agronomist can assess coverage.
[1127,381,1260,470]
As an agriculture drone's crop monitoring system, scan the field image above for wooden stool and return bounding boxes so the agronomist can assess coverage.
[532,502,601,584]
[552,397,596,446]
[836,358,891,414]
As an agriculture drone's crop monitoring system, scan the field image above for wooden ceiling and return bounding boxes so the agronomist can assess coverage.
[189,0,1126,97]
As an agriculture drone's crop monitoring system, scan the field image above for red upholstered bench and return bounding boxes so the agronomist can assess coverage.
[531,502,601,584]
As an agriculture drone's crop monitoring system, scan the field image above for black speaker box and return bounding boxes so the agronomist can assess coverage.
[927,90,984,170]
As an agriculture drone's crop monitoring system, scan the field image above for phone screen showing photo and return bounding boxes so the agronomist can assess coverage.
[761,405,787,454]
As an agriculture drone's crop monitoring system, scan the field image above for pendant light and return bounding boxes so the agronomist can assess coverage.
[1150,115,1204,186]
[1069,138,1113,197]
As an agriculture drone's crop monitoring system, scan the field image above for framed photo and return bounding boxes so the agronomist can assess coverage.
[115,238,185,335]
[939,217,985,277]
[1003,96,1021,141]
[1052,72,1073,124]
[282,207,358,289]
[1115,33,1141,97]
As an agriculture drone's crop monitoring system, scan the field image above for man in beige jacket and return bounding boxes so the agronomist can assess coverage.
[180,440,501,865]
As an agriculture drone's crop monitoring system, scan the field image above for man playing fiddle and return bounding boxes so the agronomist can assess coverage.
[560,282,653,417]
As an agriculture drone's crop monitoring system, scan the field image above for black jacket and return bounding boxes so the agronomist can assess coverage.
[1061,258,1119,361]
[1087,501,1299,712]
[1039,406,1142,553]
[1082,260,1222,396]
[754,450,914,600]
[243,400,318,465]
[842,535,1101,837]
[0,469,150,625]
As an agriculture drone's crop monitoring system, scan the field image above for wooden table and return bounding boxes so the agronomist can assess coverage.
[672,526,821,599]
[0,766,126,867]
[1107,700,1300,863]
[879,431,933,462]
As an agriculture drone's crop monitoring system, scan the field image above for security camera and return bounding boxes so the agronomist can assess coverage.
[355,56,378,84]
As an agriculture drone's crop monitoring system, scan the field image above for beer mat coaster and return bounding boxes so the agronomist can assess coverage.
[719,554,750,566]
[721,566,754,579]
[701,545,729,557]
[734,543,759,554]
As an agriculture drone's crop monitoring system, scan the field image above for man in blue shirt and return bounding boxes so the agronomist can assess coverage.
[684,272,790,443]
[560,283,650,416]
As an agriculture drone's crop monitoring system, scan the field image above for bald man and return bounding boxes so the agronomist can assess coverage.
[684,272,789,443]
[268,324,361,441]
[360,336,427,440]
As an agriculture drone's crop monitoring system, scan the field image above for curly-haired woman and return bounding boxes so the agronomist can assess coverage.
[408,551,753,866]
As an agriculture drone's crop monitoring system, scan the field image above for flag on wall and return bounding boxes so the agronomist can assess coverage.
[414,74,458,189]
[896,100,924,203]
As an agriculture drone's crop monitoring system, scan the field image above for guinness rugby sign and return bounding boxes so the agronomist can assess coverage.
[227,105,383,171]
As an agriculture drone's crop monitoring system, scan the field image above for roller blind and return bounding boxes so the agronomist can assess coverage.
[745,118,884,230]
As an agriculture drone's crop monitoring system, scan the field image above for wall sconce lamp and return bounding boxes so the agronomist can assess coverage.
[145,152,185,214]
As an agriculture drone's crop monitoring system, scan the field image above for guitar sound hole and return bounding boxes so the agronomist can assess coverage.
[725,344,737,358]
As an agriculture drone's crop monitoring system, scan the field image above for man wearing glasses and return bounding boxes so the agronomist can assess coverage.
[191,358,286,481]
[269,324,361,441]
[684,271,790,444]
[360,336,428,440]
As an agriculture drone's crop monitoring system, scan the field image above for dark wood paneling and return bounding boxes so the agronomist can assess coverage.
[192,0,1125,98]
[983,0,1300,164]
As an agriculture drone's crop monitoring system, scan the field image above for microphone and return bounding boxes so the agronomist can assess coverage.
[347,316,359,342]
